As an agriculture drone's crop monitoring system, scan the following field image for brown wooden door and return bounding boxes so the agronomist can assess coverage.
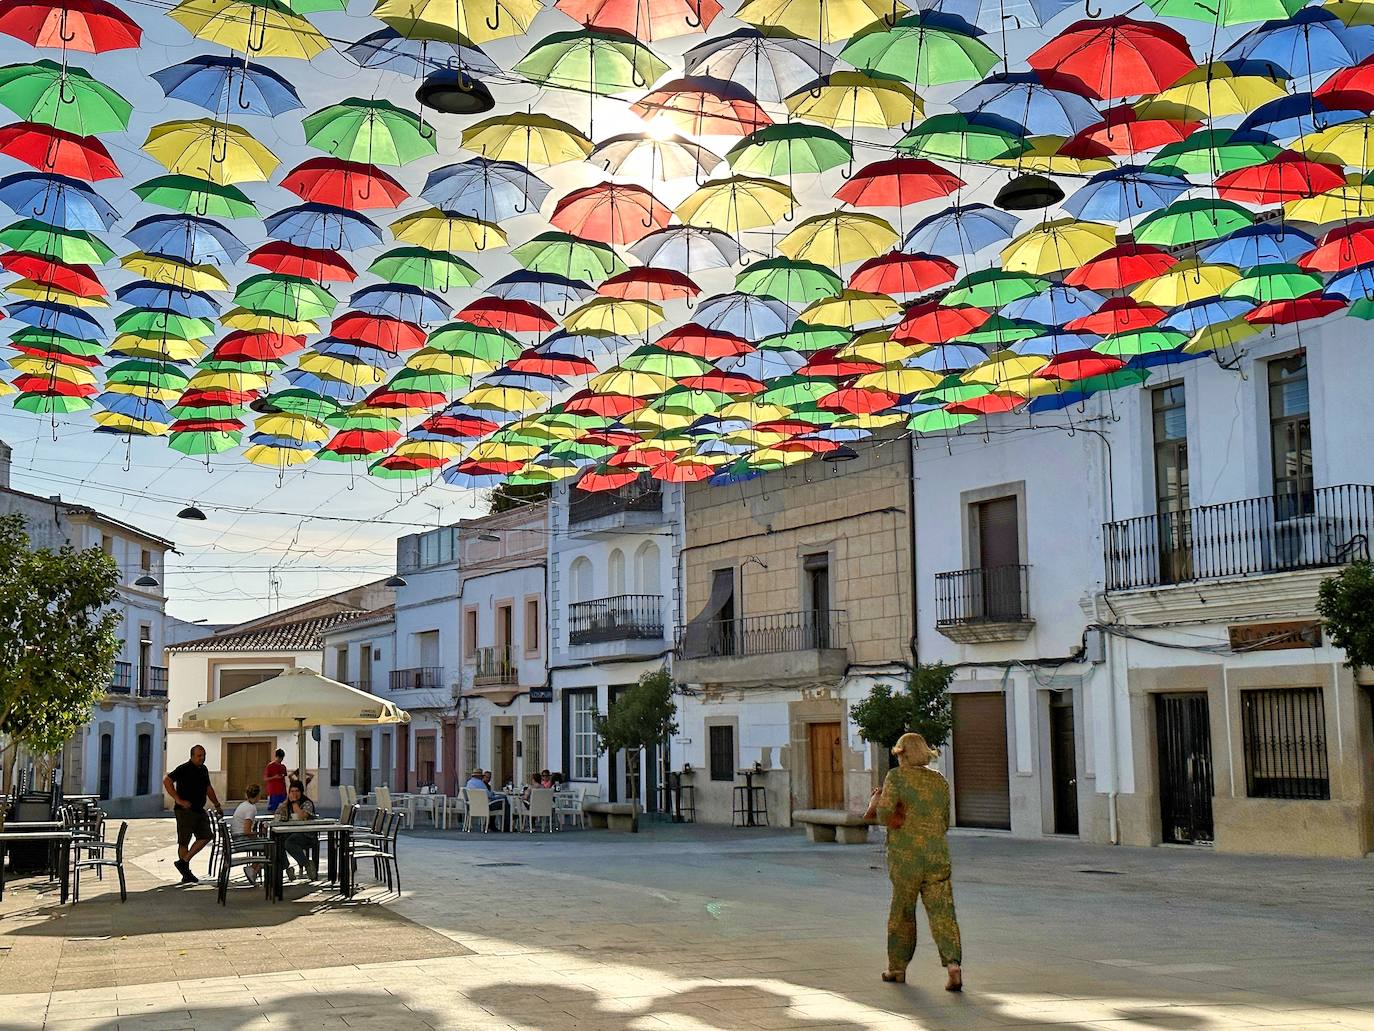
[496,725,515,788]
[952,693,1011,829]
[442,720,457,794]
[808,722,844,809]
[225,740,272,802]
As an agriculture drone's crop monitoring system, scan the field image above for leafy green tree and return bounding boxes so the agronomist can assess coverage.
[0,514,121,791]
[592,667,678,811]
[1317,560,1374,669]
[488,483,551,514]
[850,662,955,760]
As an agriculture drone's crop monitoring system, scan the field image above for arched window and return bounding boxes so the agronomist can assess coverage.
[608,548,626,596]
[569,556,592,603]
[635,541,661,595]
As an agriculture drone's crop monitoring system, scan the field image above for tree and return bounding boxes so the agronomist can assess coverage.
[850,662,955,759]
[0,514,121,792]
[1317,560,1374,670]
[592,667,678,811]
[488,483,551,514]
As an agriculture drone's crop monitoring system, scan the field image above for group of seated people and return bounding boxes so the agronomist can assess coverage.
[460,768,568,825]
[230,779,318,884]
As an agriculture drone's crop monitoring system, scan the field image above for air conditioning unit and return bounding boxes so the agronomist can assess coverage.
[1269,515,1342,570]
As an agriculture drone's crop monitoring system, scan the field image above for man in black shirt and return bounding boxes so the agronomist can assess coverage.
[162,744,222,884]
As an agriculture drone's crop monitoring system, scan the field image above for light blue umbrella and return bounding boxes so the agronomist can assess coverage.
[125,214,246,264]
[716,347,805,379]
[903,343,987,371]
[114,282,221,320]
[0,172,118,232]
[97,393,173,423]
[999,285,1105,324]
[1324,262,1374,301]
[349,284,449,324]
[630,226,743,272]
[151,56,303,117]
[953,71,1103,137]
[1221,9,1374,79]
[1238,93,1366,139]
[345,28,499,79]
[1198,224,1315,268]
[265,204,383,251]
[543,329,633,354]
[1062,166,1190,223]
[489,271,593,307]
[315,339,407,367]
[905,203,1019,256]
[696,293,797,341]
[682,28,835,102]
[422,157,550,221]
[1010,330,1102,356]
[6,300,104,338]
[1159,297,1254,333]
[282,369,371,402]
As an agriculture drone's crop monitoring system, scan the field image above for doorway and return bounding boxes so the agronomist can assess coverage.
[443,720,458,794]
[494,724,515,788]
[379,733,392,791]
[397,729,410,792]
[98,733,112,800]
[952,692,1011,829]
[1048,692,1079,836]
[1156,693,1215,844]
[808,722,844,809]
[356,735,372,794]
[226,740,273,801]
[973,496,1022,620]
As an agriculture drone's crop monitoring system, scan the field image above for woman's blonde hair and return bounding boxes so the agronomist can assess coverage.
[891,732,935,767]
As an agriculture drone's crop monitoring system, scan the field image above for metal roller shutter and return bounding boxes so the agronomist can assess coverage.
[952,692,1011,830]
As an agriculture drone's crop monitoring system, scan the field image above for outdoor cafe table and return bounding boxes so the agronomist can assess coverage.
[265,821,355,902]
[0,829,75,903]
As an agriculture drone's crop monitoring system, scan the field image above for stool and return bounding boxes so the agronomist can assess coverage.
[732,785,752,826]
[747,785,768,827]
[677,784,696,823]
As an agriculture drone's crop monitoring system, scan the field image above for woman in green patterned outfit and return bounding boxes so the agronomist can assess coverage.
[872,732,962,990]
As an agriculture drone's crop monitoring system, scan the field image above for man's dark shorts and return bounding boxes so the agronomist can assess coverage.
[175,807,213,848]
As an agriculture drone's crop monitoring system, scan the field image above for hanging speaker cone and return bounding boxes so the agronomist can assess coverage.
[995,173,1065,211]
[417,69,495,116]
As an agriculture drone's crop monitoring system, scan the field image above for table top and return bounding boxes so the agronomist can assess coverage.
[2,820,64,830]
[268,821,354,835]
[0,830,75,841]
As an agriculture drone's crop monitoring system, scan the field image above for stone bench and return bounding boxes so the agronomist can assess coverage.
[584,802,638,833]
[792,809,871,844]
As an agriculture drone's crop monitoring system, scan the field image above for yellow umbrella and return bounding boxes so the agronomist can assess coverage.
[626,435,693,455]
[392,209,506,252]
[719,400,792,422]
[1299,119,1374,166]
[460,385,546,411]
[220,308,319,335]
[245,444,314,466]
[373,0,543,45]
[467,440,542,463]
[143,119,280,185]
[786,72,919,129]
[298,353,388,386]
[1139,63,1287,119]
[185,370,272,392]
[1131,259,1241,306]
[513,458,580,482]
[749,446,813,466]
[394,439,465,461]
[992,136,1113,174]
[1326,1,1374,26]
[120,253,229,292]
[1184,317,1262,354]
[5,281,107,308]
[834,410,905,429]
[93,411,170,435]
[461,112,593,166]
[103,382,183,404]
[586,369,675,396]
[798,289,900,326]
[962,352,1047,386]
[854,367,942,393]
[506,416,577,441]
[8,358,98,384]
[255,412,330,443]
[622,409,694,433]
[1001,218,1118,275]
[566,298,665,335]
[676,176,794,230]
[779,210,897,265]
[171,0,329,59]
[1284,180,1374,223]
[736,0,910,43]
[407,349,499,377]
[109,334,207,362]
[724,428,792,447]
[839,335,919,364]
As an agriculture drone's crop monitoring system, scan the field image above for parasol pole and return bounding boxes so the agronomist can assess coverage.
[296,717,307,798]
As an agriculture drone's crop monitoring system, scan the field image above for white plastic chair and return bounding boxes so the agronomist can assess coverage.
[553,790,582,830]
[525,789,555,833]
[464,789,504,833]
[442,792,466,829]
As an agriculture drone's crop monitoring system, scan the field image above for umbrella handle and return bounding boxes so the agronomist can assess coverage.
[58,74,76,106]
[883,0,899,26]
[1083,0,1101,15]
[685,0,702,27]
[782,197,796,222]
[486,1,502,31]
[237,66,252,110]
[195,188,210,217]
[58,8,76,42]
[31,187,49,219]
[246,8,267,53]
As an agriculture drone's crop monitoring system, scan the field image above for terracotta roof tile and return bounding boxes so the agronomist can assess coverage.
[167,609,377,653]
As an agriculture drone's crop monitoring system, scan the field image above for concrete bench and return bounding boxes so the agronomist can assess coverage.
[792,809,871,844]
[584,802,638,833]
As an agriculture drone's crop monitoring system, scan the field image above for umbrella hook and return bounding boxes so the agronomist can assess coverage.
[486,0,502,32]
[211,129,229,166]
[883,0,899,26]
[1083,0,1101,16]
[31,186,49,219]
[841,152,855,179]
[782,196,796,222]
[44,131,61,170]
[58,73,76,106]
[246,8,267,54]
[631,64,648,89]
[685,0,702,27]
[237,66,252,110]
[808,79,824,99]
[58,8,76,43]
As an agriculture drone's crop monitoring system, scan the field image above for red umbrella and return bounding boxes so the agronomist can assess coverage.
[1299,220,1374,272]
[834,158,964,208]
[1073,105,1200,155]
[848,252,957,296]
[769,438,838,455]
[13,376,96,397]
[656,323,752,358]
[599,267,700,302]
[11,343,99,366]
[752,418,815,435]
[0,123,119,179]
[212,332,308,361]
[168,418,245,433]
[456,457,523,475]
[551,182,671,247]
[649,458,715,482]
[1215,152,1345,204]
[678,369,763,393]
[376,454,446,472]
[332,312,426,350]
[248,242,357,283]
[1064,242,1177,290]
[322,428,403,455]
[816,387,898,414]
[1314,56,1374,110]
[1066,297,1167,335]
[0,253,104,297]
[1038,349,1125,382]
[564,389,647,417]
[509,347,598,376]
[576,464,641,492]
[610,446,672,468]
[366,389,448,410]
[947,392,1022,416]
[458,297,557,333]
[801,349,882,377]
[0,0,140,52]
[179,389,258,408]
[1029,18,1196,101]
[421,412,500,438]
[631,77,770,137]
[280,158,408,210]
[894,302,989,344]
[579,428,641,447]
[554,0,723,41]
[1245,294,1346,325]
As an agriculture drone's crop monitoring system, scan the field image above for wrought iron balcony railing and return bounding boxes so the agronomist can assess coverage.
[473,646,517,686]
[109,660,133,695]
[139,665,168,698]
[569,594,664,645]
[389,667,443,692]
[675,609,847,659]
[935,564,1031,626]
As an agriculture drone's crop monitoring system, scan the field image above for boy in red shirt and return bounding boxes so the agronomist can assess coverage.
[264,749,288,812]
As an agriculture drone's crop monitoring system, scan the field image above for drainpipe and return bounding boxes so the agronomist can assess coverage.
[1092,590,1120,845]
[906,437,919,670]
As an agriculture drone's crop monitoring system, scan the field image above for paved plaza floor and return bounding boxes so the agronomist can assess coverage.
[1,818,1372,1030]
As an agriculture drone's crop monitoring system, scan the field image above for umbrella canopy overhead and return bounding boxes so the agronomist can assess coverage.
[180,667,411,731]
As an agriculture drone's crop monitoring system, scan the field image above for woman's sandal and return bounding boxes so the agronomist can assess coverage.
[945,964,963,993]
[881,970,906,983]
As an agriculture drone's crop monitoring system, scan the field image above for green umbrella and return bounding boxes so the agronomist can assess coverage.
[323,410,401,431]
[9,327,104,357]
[366,458,432,480]
[1223,263,1324,303]
[13,393,92,414]
[944,269,1049,308]
[0,220,114,265]
[840,14,1000,87]
[107,360,192,389]
[169,430,242,456]
[779,403,843,426]
[1136,198,1256,247]
[515,28,668,96]
[897,113,1028,163]
[511,231,626,281]
[234,273,338,321]
[909,408,979,432]
[737,257,844,304]
[168,403,242,421]
[369,247,480,290]
[133,176,258,219]
[1147,130,1280,176]
[302,97,437,166]
[1351,297,1374,320]
[957,317,1046,347]
[1146,0,1305,25]
[114,309,215,339]
[757,324,850,352]
[426,321,522,361]
[386,367,469,393]
[648,387,733,417]
[200,359,281,375]
[284,0,349,10]
[1094,329,1188,357]
[0,59,131,134]
[1071,368,1152,394]
[257,388,341,420]
[620,345,713,378]
[758,375,839,407]
[726,124,852,176]
[547,439,616,461]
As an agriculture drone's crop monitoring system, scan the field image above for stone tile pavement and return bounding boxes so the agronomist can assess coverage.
[2,818,1373,1030]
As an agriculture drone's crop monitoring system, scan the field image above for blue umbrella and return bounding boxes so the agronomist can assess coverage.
[1199,224,1315,267]
[1222,9,1374,79]
[1238,93,1366,139]
[716,347,805,379]
[1324,262,1374,300]
[953,71,1104,137]
[0,173,119,232]
[97,393,173,422]
[349,284,450,324]
[314,339,408,368]
[489,271,593,307]
[708,464,764,486]
[682,28,835,102]
[905,204,1019,257]
[687,416,751,435]
[1126,349,1207,372]
[1062,166,1190,223]
[438,401,523,426]
[264,204,383,252]
[696,293,797,341]
[481,369,569,391]
[799,426,873,443]
[250,434,323,451]
[1160,297,1255,333]
[6,300,104,338]
[903,343,987,371]
[1025,389,1090,413]
[282,368,372,402]
[443,466,509,488]
[693,439,751,456]
[151,56,303,118]
[1010,330,1102,356]
[345,28,499,79]
[126,214,246,264]
[114,283,221,320]
[630,226,743,272]
[422,158,550,221]
[915,0,1073,29]
[1000,286,1105,324]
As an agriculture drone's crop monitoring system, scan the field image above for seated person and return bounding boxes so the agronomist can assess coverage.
[465,769,509,821]
[272,780,318,880]
[539,769,555,789]
[520,773,542,804]
[232,784,263,885]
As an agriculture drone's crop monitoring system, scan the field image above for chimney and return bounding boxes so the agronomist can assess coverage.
[0,439,11,490]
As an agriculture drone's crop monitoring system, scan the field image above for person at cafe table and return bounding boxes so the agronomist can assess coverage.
[273,780,318,880]
[466,769,509,824]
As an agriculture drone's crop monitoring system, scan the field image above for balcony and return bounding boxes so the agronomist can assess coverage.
[389,667,443,692]
[935,565,1034,644]
[108,661,133,696]
[569,595,664,645]
[568,478,663,532]
[673,610,849,688]
[1103,485,1374,592]
[139,665,168,699]
[473,646,517,687]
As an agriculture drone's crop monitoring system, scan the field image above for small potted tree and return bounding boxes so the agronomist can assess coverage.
[592,667,678,828]
[850,662,954,770]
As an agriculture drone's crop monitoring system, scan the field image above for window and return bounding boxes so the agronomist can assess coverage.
[524,598,540,654]
[635,541,661,595]
[136,733,152,795]
[418,527,457,567]
[566,690,597,781]
[140,548,151,573]
[218,668,284,698]
[1152,384,1191,583]
[415,630,440,669]
[98,733,112,800]
[464,609,477,659]
[463,724,479,776]
[336,645,350,684]
[1242,688,1330,800]
[100,534,113,557]
[708,725,735,782]
[416,734,436,787]
[804,553,831,648]
[608,548,626,596]
[1269,354,1313,519]
[138,625,152,694]
[569,556,593,603]
[329,738,342,787]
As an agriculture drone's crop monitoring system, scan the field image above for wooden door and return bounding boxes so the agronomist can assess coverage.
[975,497,1022,620]
[442,720,458,794]
[1049,692,1079,836]
[952,693,1011,829]
[496,725,515,788]
[226,740,272,801]
[356,735,372,795]
[397,729,410,792]
[415,732,436,788]
[808,722,844,809]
